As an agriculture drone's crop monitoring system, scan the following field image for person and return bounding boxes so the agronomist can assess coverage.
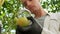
[16,0,60,34]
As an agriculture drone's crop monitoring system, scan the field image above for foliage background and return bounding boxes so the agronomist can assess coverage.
[0,0,60,33]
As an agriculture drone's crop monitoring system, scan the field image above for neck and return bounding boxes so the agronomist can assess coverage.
[32,6,47,18]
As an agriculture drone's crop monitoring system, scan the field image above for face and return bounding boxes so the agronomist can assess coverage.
[22,0,40,13]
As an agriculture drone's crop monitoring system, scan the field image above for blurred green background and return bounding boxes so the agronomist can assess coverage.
[0,0,60,34]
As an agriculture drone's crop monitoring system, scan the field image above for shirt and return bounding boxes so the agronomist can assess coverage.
[41,13,60,34]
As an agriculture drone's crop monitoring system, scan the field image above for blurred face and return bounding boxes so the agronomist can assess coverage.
[22,0,40,13]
